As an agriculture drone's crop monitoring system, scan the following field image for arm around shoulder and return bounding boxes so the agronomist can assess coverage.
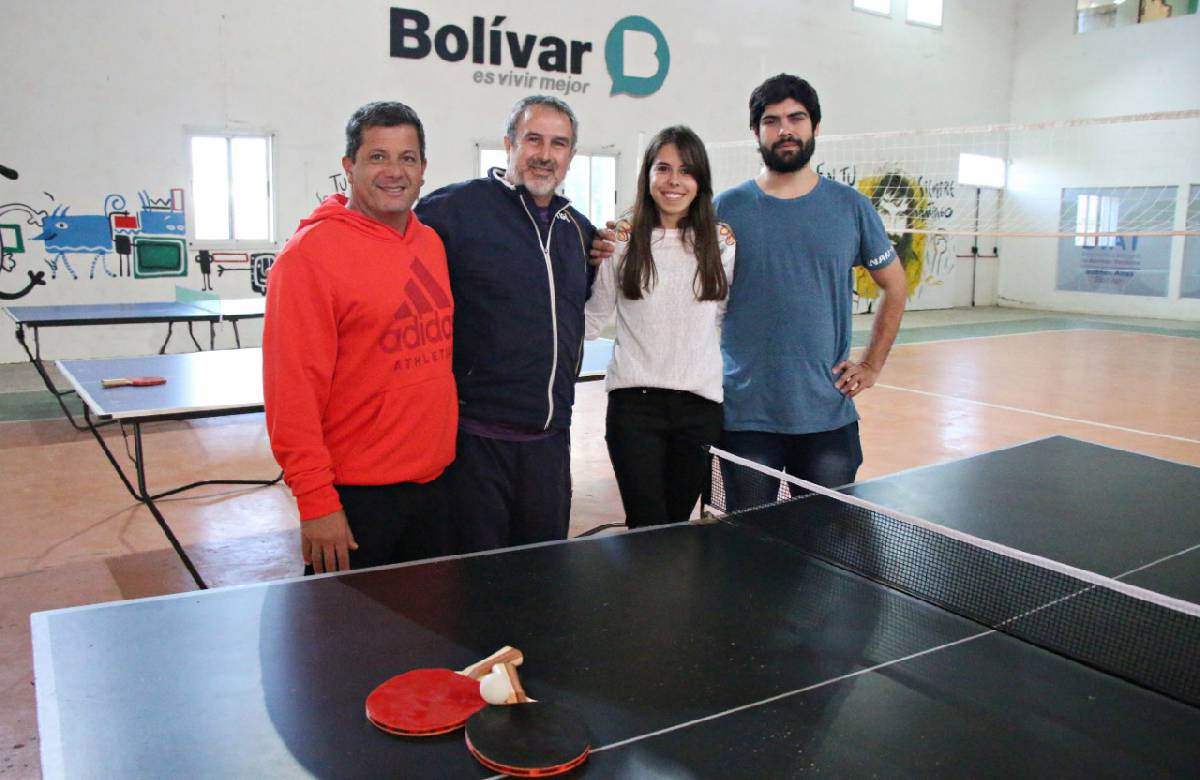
[717,222,737,279]
[413,185,460,247]
[584,247,620,339]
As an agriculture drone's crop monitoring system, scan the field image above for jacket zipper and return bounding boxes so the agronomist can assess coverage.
[517,195,570,430]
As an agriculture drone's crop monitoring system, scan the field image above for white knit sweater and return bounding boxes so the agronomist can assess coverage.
[585,225,736,403]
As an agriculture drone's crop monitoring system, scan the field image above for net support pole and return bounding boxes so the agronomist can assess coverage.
[1166,185,1190,299]
[972,187,981,308]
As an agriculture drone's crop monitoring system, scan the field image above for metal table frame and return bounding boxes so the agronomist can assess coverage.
[57,348,279,589]
[5,300,265,429]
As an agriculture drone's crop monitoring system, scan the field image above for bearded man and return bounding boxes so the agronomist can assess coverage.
[714,74,908,500]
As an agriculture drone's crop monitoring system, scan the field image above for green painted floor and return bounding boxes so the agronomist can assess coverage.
[0,390,86,423]
[853,316,1200,347]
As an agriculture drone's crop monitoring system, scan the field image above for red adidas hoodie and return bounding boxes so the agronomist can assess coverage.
[263,195,456,521]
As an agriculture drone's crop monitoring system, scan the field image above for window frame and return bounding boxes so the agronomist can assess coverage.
[905,0,944,29]
[475,142,618,228]
[1074,193,1121,248]
[186,128,277,249]
[851,0,892,18]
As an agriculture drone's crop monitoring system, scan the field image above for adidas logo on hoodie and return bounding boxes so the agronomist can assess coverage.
[378,256,454,357]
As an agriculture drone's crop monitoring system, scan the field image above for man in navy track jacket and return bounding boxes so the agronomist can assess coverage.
[417,94,596,552]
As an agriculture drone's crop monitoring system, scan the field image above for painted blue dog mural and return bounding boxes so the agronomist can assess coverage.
[4,181,269,297]
[33,191,186,280]
[34,195,121,279]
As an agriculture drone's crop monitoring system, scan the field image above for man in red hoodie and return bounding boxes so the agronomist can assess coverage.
[263,102,457,574]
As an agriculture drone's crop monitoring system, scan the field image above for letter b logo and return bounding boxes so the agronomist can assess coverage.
[605,16,669,97]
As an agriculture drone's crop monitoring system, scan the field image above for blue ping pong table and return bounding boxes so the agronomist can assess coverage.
[30,436,1200,778]
[4,299,265,429]
[56,348,278,590]
[578,336,612,380]
[54,339,615,591]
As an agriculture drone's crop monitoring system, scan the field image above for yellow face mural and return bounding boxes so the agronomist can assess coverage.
[854,172,928,300]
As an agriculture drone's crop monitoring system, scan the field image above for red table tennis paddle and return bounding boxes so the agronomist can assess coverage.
[465,662,590,777]
[101,376,167,388]
[365,646,524,736]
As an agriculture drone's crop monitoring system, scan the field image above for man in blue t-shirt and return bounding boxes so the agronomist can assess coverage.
[715,74,907,500]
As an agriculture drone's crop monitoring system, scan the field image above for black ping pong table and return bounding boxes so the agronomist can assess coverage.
[578,336,612,380]
[30,436,1200,778]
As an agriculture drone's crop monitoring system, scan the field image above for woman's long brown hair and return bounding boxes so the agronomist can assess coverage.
[619,126,728,301]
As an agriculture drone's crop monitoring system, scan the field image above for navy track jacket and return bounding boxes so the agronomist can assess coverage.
[416,168,596,431]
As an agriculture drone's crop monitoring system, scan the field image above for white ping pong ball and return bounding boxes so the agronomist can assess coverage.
[479,664,514,705]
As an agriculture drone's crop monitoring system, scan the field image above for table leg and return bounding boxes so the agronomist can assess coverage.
[131,423,209,590]
[79,408,208,589]
[158,322,175,354]
[15,324,89,431]
[79,410,286,591]
[185,322,203,351]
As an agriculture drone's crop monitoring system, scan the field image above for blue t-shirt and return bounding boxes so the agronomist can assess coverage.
[714,176,896,434]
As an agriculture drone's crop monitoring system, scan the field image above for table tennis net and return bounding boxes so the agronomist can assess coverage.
[704,447,1200,708]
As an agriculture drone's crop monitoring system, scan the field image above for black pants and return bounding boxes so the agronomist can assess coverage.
[439,428,572,553]
[719,423,863,512]
[605,388,723,529]
[303,479,452,574]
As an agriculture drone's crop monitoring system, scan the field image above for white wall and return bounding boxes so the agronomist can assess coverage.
[999,0,1200,318]
[3,0,1024,362]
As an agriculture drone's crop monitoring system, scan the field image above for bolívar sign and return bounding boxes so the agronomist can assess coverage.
[389,8,669,98]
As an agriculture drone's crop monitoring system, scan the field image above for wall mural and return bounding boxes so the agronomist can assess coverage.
[316,172,349,204]
[855,173,930,304]
[0,187,186,295]
[203,250,277,296]
[0,171,275,298]
[32,190,187,280]
[0,163,47,299]
[813,166,960,311]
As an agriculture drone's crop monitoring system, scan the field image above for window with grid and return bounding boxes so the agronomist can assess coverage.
[189,134,274,243]
[478,147,617,227]
[1074,193,1120,248]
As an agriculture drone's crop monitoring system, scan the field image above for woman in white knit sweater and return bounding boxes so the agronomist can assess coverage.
[585,125,736,528]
